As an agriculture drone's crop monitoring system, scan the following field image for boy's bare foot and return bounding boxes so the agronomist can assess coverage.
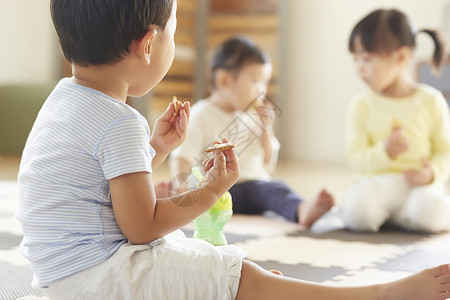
[378,264,450,300]
[298,189,334,228]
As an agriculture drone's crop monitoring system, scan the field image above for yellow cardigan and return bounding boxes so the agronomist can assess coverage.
[346,84,450,183]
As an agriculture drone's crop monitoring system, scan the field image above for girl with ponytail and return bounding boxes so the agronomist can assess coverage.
[342,8,450,233]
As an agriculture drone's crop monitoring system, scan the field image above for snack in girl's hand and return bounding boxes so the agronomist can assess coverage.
[392,117,402,129]
[204,141,236,153]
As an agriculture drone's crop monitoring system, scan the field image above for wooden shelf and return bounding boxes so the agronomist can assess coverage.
[210,0,278,14]
[149,0,281,123]
[57,1,281,125]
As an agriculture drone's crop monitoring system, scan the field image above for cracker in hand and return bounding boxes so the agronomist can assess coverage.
[172,96,181,115]
[204,141,236,153]
[392,117,402,129]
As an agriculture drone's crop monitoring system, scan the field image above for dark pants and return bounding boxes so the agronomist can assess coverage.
[229,180,303,222]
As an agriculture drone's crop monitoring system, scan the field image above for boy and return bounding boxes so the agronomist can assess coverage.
[17,0,450,299]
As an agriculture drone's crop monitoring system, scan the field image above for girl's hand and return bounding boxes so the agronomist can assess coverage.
[385,127,409,159]
[201,138,240,197]
[403,157,434,187]
[151,101,190,154]
[255,100,276,132]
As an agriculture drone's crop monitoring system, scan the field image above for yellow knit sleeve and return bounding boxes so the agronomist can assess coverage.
[346,97,392,174]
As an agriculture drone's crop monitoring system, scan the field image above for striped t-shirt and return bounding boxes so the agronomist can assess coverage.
[16,78,155,287]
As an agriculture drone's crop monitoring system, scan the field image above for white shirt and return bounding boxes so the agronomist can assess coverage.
[171,100,280,182]
[17,78,155,287]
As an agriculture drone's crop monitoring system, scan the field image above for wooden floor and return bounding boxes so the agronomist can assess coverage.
[0,154,354,204]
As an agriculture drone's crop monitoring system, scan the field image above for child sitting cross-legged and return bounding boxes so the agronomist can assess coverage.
[16,1,450,299]
[170,36,334,228]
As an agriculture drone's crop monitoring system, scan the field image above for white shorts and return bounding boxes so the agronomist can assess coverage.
[41,230,247,300]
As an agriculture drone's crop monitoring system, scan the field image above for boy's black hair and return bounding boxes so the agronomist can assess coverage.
[349,9,446,70]
[50,0,174,66]
[210,36,270,89]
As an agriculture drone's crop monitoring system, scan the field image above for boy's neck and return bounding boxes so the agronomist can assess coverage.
[208,92,235,113]
[71,63,130,103]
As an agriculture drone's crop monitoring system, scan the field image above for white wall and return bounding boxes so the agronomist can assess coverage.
[2,0,449,164]
[0,0,59,84]
[280,0,450,163]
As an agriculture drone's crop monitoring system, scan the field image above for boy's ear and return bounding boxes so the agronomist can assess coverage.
[138,29,158,65]
[215,69,233,89]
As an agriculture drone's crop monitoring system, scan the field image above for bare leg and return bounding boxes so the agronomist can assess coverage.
[298,189,334,228]
[235,260,450,300]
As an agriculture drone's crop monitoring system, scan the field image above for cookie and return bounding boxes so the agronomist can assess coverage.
[392,117,402,129]
[204,142,236,153]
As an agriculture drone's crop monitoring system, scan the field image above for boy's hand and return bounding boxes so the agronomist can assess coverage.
[151,101,190,154]
[201,138,240,197]
[385,127,409,159]
[403,157,434,187]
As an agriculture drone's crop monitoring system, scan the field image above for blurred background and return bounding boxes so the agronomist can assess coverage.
[1,0,450,164]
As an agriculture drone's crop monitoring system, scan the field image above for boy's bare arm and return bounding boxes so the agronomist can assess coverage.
[151,101,190,169]
[149,143,170,169]
[110,145,239,244]
[255,103,276,165]
[169,157,193,193]
[260,128,275,164]
[110,172,218,244]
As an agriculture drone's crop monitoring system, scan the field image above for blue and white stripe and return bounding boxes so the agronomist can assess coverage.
[16,78,154,287]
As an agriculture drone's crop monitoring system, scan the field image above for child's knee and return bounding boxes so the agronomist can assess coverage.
[406,193,450,232]
[340,195,385,232]
[339,185,388,232]
[341,207,383,232]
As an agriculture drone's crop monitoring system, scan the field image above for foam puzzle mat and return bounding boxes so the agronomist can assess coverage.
[183,212,450,284]
[2,181,450,299]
